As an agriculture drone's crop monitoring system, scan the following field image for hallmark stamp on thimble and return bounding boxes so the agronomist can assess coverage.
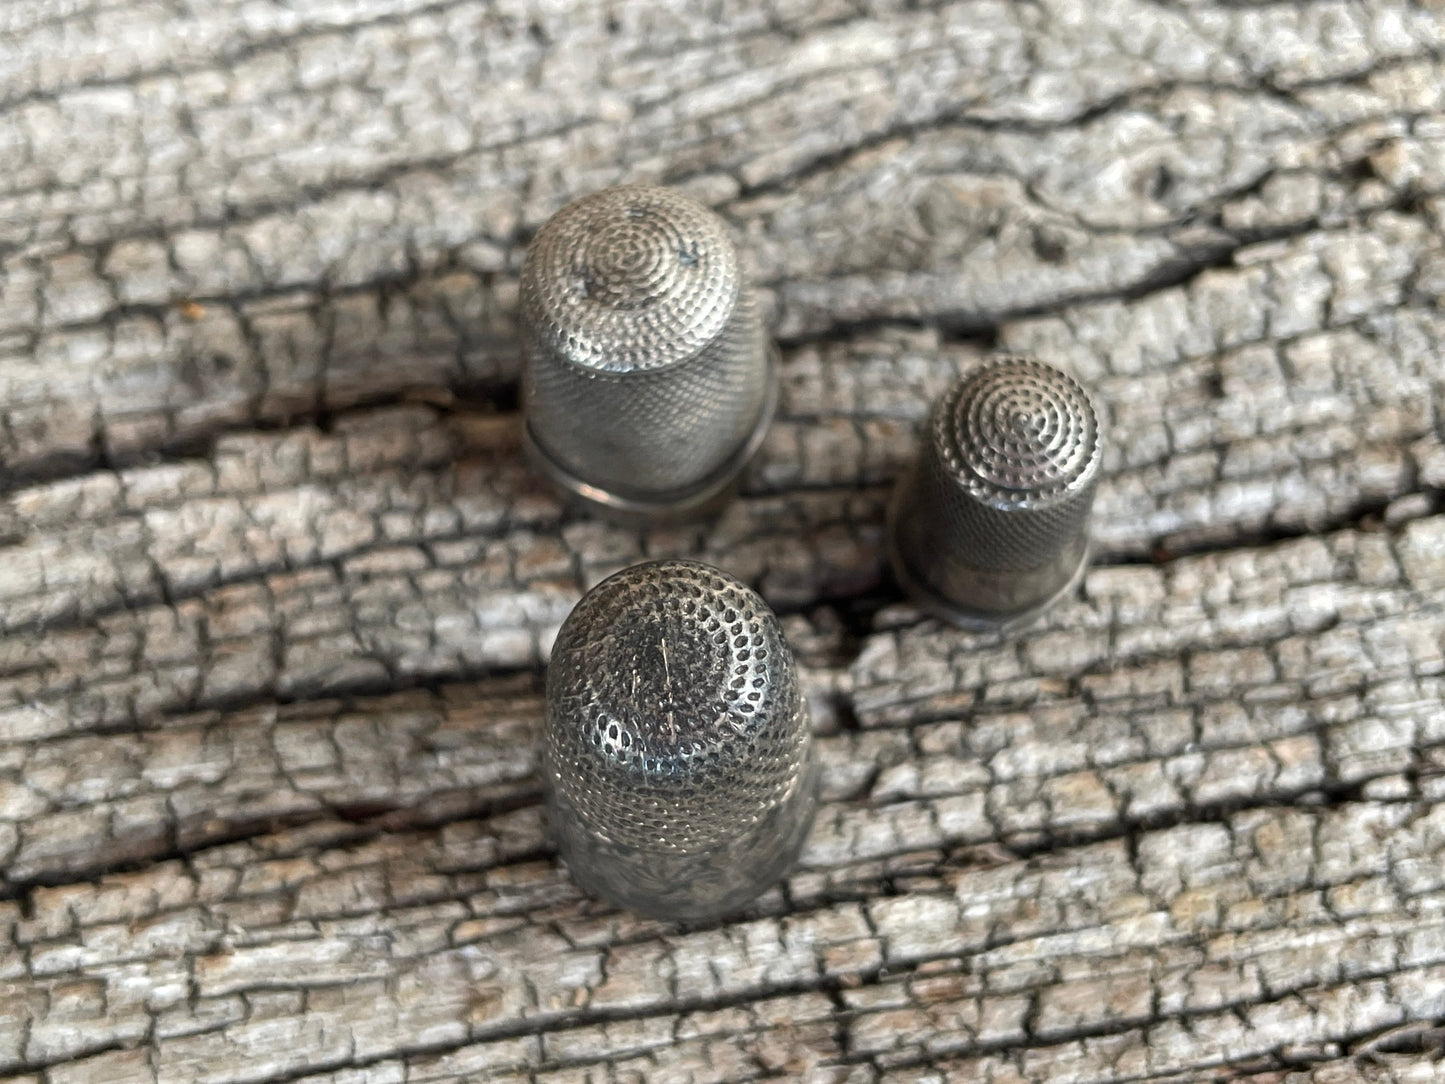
[888,356,1103,632]
[542,560,815,921]
[520,186,776,522]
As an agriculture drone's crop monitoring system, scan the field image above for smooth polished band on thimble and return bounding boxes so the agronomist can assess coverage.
[887,356,1103,632]
[543,560,815,921]
[520,185,776,522]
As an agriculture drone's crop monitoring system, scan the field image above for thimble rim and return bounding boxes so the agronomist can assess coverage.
[885,475,1093,634]
[550,743,818,921]
[523,344,779,522]
[935,354,1103,509]
[520,184,742,375]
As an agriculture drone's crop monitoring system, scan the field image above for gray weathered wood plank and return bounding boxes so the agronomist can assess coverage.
[1,0,1444,1080]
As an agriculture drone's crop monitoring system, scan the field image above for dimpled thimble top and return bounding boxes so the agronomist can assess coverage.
[940,356,1100,506]
[521,185,742,374]
[520,186,771,505]
[545,560,806,855]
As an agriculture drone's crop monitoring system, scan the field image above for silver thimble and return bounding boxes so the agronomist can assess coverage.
[520,185,776,522]
[543,559,815,921]
[887,356,1103,631]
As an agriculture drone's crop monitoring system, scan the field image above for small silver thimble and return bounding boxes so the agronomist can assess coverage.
[543,559,815,921]
[520,185,776,522]
[887,356,1103,631]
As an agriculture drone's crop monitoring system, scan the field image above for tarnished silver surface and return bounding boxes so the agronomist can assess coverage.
[543,560,816,921]
[888,356,1103,632]
[520,185,773,521]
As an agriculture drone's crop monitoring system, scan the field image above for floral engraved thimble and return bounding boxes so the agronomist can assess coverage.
[542,560,816,921]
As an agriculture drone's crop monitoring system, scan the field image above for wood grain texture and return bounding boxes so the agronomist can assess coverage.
[2,0,1444,1080]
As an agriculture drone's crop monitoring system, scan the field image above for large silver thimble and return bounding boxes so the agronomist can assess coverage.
[520,185,776,521]
[888,356,1103,631]
[543,560,815,920]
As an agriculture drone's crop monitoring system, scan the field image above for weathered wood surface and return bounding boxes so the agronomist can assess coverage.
[2,0,1445,1080]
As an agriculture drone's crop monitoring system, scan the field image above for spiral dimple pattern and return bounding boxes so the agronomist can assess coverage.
[545,561,807,855]
[941,357,1099,504]
[522,185,740,373]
